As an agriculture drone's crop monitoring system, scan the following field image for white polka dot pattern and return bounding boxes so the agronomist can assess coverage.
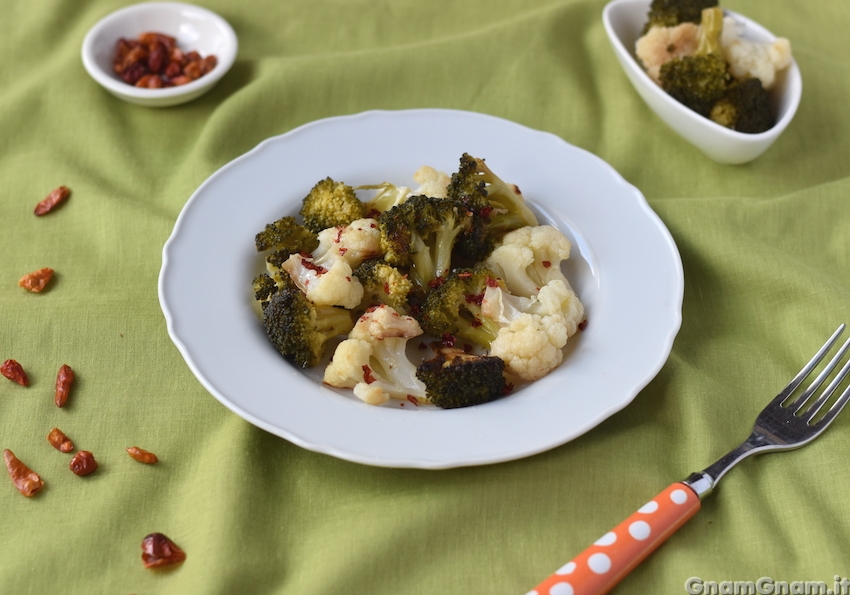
[528,483,701,595]
[593,532,617,546]
[550,583,574,595]
[587,553,612,574]
[628,520,651,541]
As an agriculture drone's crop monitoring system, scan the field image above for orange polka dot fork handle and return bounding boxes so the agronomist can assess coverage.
[528,482,700,595]
[526,324,850,595]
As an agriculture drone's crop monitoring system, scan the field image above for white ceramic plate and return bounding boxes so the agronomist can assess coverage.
[159,109,683,469]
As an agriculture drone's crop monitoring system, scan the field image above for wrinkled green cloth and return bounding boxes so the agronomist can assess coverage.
[2,0,849,593]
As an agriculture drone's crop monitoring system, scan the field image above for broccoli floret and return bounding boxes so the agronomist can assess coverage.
[353,259,414,313]
[447,153,539,261]
[709,77,774,133]
[659,6,731,117]
[300,177,367,233]
[261,271,354,368]
[378,194,472,289]
[255,216,319,256]
[419,267,504,349]
[416,344,506,409]
[644,0,718,30]
[252,273,280,309]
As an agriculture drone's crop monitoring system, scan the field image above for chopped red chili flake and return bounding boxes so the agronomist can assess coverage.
[300,258,327,274]
[362,365,376,384]
[503,383,515,395]
[339,247,348,256]
[578,319,588,331]
[541,260,552,269]
[408,304,421,317]
[485,276,499,288]
[383,282,391,295]
[469,318,482,328]
[463,343,473,353]
[456,271,472,279]
[428,276,445,289]
[406,396,419,406]
[418,342,427,350]
[441,333,456,347]
[479,205,493,219]
[335,227,344,243]
[465,292,484,305]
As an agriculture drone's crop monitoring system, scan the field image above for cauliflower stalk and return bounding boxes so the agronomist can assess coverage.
[323,305,429,405]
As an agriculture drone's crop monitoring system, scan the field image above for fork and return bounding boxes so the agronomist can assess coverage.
[527,324,850,595]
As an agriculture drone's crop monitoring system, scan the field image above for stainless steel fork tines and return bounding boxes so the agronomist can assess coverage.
[684,323,850,497]
[528,325,850,595]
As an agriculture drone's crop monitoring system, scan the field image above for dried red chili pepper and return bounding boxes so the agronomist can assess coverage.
[54,364,74,407]
[69,450,98,476]
[141,533,186,569]
[126,447,158,464]
[47,428,74,453]
[3,449,44,496]
[18,267,54,292]
[34,186,70,216]
[1,360,29,386]
[112,32,217,88]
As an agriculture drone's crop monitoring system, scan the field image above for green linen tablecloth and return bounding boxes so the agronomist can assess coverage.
[2,0,849,593]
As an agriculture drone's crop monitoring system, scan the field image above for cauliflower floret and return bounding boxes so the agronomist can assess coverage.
[488,313,568,381]
[313,218,381,269]
[323,305,428,405]
[719,16,791,90]
[412,165,451,199]
[281,254,363,309]
[635,22,700,82]
[484,225,574,298]
[479,279,582,380]
[482,279,584,338]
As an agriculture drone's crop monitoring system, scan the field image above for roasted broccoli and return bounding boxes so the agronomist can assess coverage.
[709,77,774,133]
[323,305,428,405]
[254,216,319,268]
[419,267,504,349]
[416,344,506,409]
[258,271,354,368]
[447,153,539,261]
[378,194,472,289]
[644,0,718,30]
[659,6,731,117]
[353,259,414,313]
[300,177,367,233]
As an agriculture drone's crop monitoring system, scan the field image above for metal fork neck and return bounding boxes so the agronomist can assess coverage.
[682,439,761,499]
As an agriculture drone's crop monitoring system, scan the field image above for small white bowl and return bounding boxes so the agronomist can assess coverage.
[602,0,801,164]
[81,2,237,107]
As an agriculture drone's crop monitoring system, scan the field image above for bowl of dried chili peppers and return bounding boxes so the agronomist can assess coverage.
[81,2,237,107]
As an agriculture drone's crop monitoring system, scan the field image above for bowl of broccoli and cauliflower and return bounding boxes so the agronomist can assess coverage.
[603,0,802,163]
[251,154,586,410]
